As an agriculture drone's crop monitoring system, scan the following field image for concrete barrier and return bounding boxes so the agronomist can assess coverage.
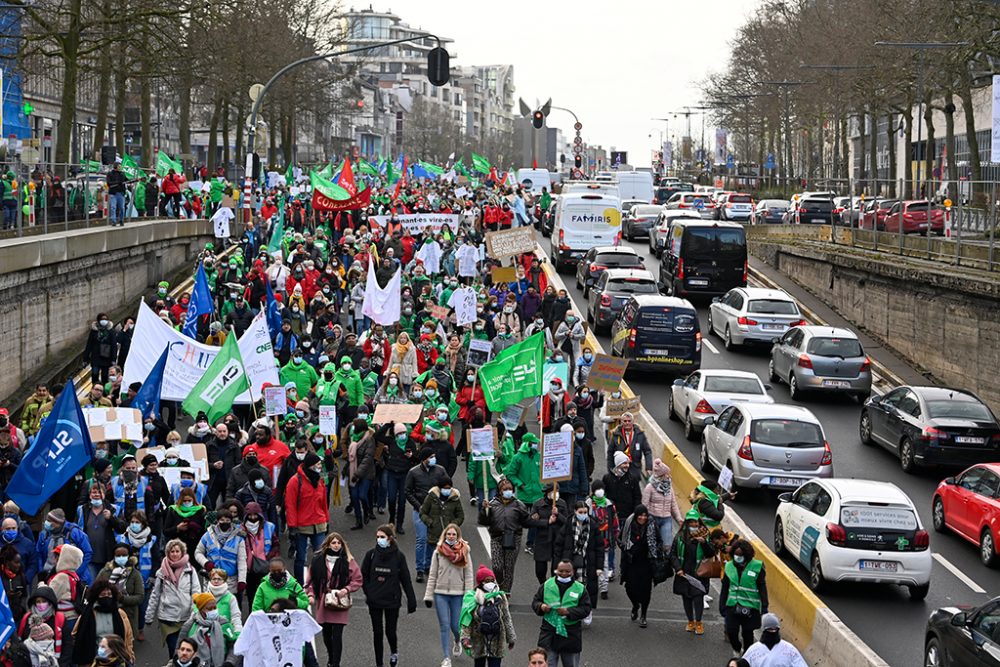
[537,249,889,666]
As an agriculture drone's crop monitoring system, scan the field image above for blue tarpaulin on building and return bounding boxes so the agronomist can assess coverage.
[1,8,31,140]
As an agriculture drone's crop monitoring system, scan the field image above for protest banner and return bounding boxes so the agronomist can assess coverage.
[466,339,493,368]
[84,407,143,443]
[318,405,338,436]
[372,403,425,425]
[485,227,536,259]
[137,443,209,482]
[499,403,525,431]
[490,266,517,283]
[429,304,450,321]
[543,361,569,389]
[370,213,460,234]
[540,430,573,483]
[605,395,642,418]
[468,427,496,461]
[263,386,286,416]
[585,354,629,392]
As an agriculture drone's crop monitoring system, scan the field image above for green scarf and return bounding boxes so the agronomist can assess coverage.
[173,502,203,518]
[591,495,607,508]
[459,588,505,631]
[542,578,586,637]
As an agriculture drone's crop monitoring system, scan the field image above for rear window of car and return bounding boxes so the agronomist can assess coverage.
[840,505,918,531]
[763,201,788,209]
[729,195,753,204]
[632,206,661,216]
[683,228,746,257]
[638,308,696,334]
[800,199,834,210]
[926,399,995,421]
[704,377,763,394]
[748,299,799,315]
[750,419,823,447]
[596,252,642,267]
[607,278,657,294]
[806,337,863,357]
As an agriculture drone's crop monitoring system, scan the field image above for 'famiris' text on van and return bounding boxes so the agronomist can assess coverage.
[569,214,614,224]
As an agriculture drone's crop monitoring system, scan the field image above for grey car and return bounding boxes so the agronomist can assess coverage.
[700,402,834,490]
[708,287,806,350]
[768,326,872,401]
[587,268,658,333]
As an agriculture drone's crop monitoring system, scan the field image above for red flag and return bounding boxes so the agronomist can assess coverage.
[532,159,537,169]
[337,158,357,196]
[489,166,500,184]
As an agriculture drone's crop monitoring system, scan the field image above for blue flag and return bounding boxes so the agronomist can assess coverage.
[182,262,214,338]
[265,279,282,339]
[132,346,168,420]
[7,385,95,515]
[0,576,14,648]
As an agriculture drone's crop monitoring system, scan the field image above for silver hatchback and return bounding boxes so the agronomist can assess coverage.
[708,287,806,350]
[700,403,834,490]
[769,326,872,402]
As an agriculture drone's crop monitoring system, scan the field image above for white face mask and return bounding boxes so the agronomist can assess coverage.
[482,581,497,592]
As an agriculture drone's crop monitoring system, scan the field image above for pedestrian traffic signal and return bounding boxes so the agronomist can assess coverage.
[532,110,544,129]
[574,154,582,169]
[427,47,450,86]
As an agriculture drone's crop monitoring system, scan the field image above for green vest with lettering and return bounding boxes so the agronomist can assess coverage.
[724,559,763,611]
[542,578,586,627]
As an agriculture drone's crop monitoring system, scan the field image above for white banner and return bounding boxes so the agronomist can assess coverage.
[122,302,279,403]
[361,259,401,325]
[370,213,460,234]
[992,75,1000,164]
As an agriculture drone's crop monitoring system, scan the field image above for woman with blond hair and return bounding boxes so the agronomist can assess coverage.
[305,532,363,667]
[424,523,474,667]
[388,333,418,389]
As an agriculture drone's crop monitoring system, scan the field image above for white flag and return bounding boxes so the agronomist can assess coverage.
[361,260,402,325]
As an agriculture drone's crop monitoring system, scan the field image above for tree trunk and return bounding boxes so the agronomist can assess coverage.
[944,90,958,202]
[840,117,849,181]
[53,0,83,165]
[222,100,230,171]
[869,112,879,195]
[207,96,221,174]
[832,112,840,185]
[856,112,867,188]
[958,67,982,184]
[268,113,278,166]
[923,95,935,199]
[92,57,111,160]
[234,102,245,177]
[140,61,152,168]
[178,70,192,155]
[902,107,913,199]
[113,58,126,154]
[886,113,897,198]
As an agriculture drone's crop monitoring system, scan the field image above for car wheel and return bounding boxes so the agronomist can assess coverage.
[924,637,943,667]
[684,411,697,442]
[724,326,737,351]
[899,437,917,473]
[583,284,590,299]
[932,497,946,533]
[699,438,713,473]
[768,358,779,383]
[808,552,824,592]
[706,311,716,336]
[859,410,874,446]
[667,392,679,421]
[909,583,930,601]
[575,273,582,290]
[981,529,998,567]
[773,518,786,556]
[586,307,593,324]
[788,373,802,401]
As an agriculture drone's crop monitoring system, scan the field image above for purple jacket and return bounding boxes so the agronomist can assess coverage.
[521,291,542,320]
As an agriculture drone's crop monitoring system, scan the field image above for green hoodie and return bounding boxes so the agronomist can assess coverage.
[504,436,542,503]
[279,358,319,398]
[333,357,364,407]
[251,574,309,613]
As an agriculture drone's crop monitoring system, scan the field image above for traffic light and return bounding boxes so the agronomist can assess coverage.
[560,154,566,164]
[532,110,544,129]
[574,154,582,169]
[427,47,450,86]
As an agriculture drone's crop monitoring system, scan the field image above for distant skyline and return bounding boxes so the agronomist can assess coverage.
[356,1,760,166]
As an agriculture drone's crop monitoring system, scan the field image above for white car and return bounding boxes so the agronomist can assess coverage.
[648,210,701,257]
[774,479,932,600]
[708,287,806,350]
[668,369,775,441]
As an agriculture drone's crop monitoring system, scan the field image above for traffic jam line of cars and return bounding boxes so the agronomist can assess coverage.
[545,174,1000,666]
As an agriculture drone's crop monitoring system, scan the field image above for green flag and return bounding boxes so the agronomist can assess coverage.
[310,170,352,200]
[477,332,545,411]
[358,159,379,176]
[419,161,445,176]
[80,159,101,173]
[155,150,183,177]
[182,334,250,425]
[454,158,468,177]
[268,196,286,253]
[471,152,490,174]
[317,162,334,180]
[285,162,294,183]
[120,154,143,181]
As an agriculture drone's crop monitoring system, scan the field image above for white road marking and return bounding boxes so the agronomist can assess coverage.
[933,553,987,594]
[478,527,493,558]
[702,339,720,354]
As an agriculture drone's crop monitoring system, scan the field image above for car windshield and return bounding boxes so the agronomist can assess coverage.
[750,419,823,447]
[704,377,763,394]
[926,399,995,421]
[806,337,863,358]
[607,278,657,294]
[596,253,642,267]
[747,299,799,315]
[684,228,746,258]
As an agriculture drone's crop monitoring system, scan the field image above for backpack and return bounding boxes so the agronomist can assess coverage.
[47,570,87,615]
[477,599,502,637]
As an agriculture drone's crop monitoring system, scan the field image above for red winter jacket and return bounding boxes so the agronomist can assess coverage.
[540,391,572,429]
[285,468,329,529]
[363,337,392,374]
[455,385,486,423]
[161,174,184,195]
[416,346,439,374]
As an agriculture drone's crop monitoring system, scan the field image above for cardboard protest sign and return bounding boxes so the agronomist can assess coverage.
[137,443,209,482]
[466,339,493,368]
[490,266,517,283]
[84,407,143,443]
[485,227,536,259]
[585,354,629,392]
[429,304,451,321]
[499,403,525,431]
[468,427,496,461]
[540,430,573,483]
[605,395,641,418]
[372,403,425,425]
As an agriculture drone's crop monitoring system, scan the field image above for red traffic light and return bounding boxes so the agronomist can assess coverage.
[532,110,544,129]
[574,154,582,168]
[356,100,365,108]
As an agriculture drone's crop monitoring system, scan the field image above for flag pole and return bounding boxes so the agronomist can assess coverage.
[231,325,260,422]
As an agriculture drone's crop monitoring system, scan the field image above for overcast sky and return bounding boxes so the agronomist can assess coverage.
[362,0,760,166]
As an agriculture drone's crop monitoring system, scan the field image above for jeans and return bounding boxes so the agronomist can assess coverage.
[375,468,388,510]
[434,593,463,658]
[474,659,502,667]
[547,652,579,667]
[294,531,324,584]
[109,192,125,225]
[386,471,408,528]
[475,486,497,506]
[2,200,16,229]
[350,479,372,525]
[412,509,430,573]
[653,516,674,549]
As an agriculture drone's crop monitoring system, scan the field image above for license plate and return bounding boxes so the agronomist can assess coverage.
[688,279,709,286]
[768,476,806,488]
[955,436,985,444]
[761,324,785,330]
[859,560,898,572]
[810,218,825,223]
[822,380,850,388]
[645,349,671,356]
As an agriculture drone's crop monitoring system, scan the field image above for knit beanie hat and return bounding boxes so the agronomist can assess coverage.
[652,458,669,478]
[192,592,215,610]
[476,565,495,586]
[613,451,630,468]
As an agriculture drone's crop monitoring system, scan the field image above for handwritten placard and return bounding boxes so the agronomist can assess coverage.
[485,227,536,259]
[585,354,629,392]
[468,426,496,461]
[466,339,493,368]
[263,386,287,416]
[372,403,425,425]
[540,430,573,483]
[605,395,641,418]
[490,266,517,283]
[318,405,338,436]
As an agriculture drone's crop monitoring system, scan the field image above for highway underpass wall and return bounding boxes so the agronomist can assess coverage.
[749,236,1000,414]
[0,219,215,409]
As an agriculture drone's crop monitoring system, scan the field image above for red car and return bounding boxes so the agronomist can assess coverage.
[860,199,898,230]
[933,463,1000,566]
[883,200,946,235]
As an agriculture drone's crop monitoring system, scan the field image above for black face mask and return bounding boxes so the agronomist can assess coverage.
[96,598,115,613]
[269,572,288,588]
[761,630,780,649]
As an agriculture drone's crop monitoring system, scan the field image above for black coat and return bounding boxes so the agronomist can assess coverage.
[84,323,118,367]
[670,532,716,599]
[555,516,603,574]
[531,578,591,655]
[206,437,241,489]
[361,543,416,611]
[601,471,642,520]
[526,498,568,563]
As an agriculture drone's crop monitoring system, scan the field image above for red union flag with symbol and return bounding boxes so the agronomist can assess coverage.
[311,168,370,211]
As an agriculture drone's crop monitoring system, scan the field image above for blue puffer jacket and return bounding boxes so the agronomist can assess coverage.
[35,521,94,583]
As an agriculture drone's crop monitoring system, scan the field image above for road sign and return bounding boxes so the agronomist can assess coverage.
[574,122,582,131]
[766,153,775,170]
[693,197,705,210]
[726,154,735,168]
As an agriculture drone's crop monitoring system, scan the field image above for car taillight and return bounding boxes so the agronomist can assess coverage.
[615,231,622,245]
[590,263,607,273]
[860,357,871,372]
[913,529,930,551]
[833,207,844,214]
[679,203,689,208]
[921,426,947,441]
[743,260,748,284]
[797,354,813,369]
[820,440,832,465]
[558,229,569,250]
[726,202,733,208]
[826,523,847,547]
[600,294,612,307]
[695,399,715,414]
[991,433,1000,444]
[628,328,637,348]
[677,257,685,280]
[737,316,758,326]
[789,319,807,327]
[737,436,753,461]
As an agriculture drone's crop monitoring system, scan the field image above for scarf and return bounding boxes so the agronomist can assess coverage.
[651,475,672,497]
[172,502,203,519]
[394,339,413,358]
[437,539,468,567]
[108,566,128,589]
[245,530,266,561]
[125,525,151,549]
[309,551,349,599]
[572,519,590,557]
[591,495,607,508]
[459,588,505,631]
[159,554,189,586]
[348,439,360,480]
[191,613,226,667]
[24,638,58,667]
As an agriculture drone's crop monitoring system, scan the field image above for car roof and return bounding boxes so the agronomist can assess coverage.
[592,245,638,255]
[967,463,1000,475]
[629,294,695,309]
[797,325,856,338]
[622,199,648,205]
[738,403,818,422]
[699,369,762,380]
[672,220,744,230]
[661,210,702,220]
[909,386,983,403]
[737,287,794,301]
[603,268,655,280]
[821,479,912,506]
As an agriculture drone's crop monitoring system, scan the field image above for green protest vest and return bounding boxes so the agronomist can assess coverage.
[724,559,763,611]
[542,577,586,634]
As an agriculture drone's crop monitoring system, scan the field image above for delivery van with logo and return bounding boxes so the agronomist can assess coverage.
[551,190,622,272]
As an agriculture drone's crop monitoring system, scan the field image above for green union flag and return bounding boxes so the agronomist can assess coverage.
[156,150,183,177]
[471,152,490,174]
[182,334,249,425]
[477,332,545,411]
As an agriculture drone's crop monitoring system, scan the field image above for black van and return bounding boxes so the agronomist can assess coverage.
[658,220,747,299]
[609,295,702,374]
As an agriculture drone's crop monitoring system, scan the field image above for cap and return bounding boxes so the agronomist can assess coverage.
[761,613,781,631]
[684,508,701,522]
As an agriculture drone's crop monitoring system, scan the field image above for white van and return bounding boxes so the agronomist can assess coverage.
[516,168,552,195]
[561,181,621,199]
[616,171,654,202]
[550,191,622,272]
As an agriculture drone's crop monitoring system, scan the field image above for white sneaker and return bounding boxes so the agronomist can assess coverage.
[452,640,462,657]
[704,596,711,610]
[583,612,593,627]
[441,659,452,667]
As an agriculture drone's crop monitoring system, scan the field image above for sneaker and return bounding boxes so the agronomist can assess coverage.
[607,570,615,582]
[631,607,638,622]
[583,612,593,627]
[416,572,425,583]
[685,621,696,633]
[639,616,647,629]
[524,545,534,555]
[470,498,477,506]
[440,659,451,667]
[703,598,711,610]
[452,641,462,657]
[397,526,406,535]
[389,655,399,667]
[600,591,608,600]
[694,621,705,636]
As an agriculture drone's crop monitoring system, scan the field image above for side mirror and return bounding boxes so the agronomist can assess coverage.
[712,297,721,303]
[869,394,882,405]
[703,416,715,427]
[777,492,793,503]
[943,476,956,486]
[764,384,773,391]
[772,337,781,345]
[673,379,684,387]
[951,612,968,627]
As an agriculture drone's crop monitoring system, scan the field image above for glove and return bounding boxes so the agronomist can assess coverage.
[238,582,246,594]
[203,561,215,572]
[425,600,433,608]
[407,603,417,614]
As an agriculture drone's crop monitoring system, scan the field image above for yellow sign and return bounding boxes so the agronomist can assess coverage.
[943,198,952,210]
[604,207,621,227]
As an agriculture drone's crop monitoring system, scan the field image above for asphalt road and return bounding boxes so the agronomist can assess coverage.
[552,231,999,667]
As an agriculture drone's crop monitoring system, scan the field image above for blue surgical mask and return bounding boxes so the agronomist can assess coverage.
[43,521,53,532]
[114,555,128,567]
[180,479,194,488]
[427,457,437,467]
[96,647,109,659]
[1,529,16,542]
[129,522,143,533]
[575,432,585,440]
[575,513,588,522]
[90,498,103,508]
[440,488,452,498]
[556,575,573,584]
[182,501,194,508]
[734,555,745,564]
[501,490,514,500]
[94,450,107,459]
[206,609,219,620]
[377,537,390,548]
[254,479,265,490]
[296,410,305,418]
